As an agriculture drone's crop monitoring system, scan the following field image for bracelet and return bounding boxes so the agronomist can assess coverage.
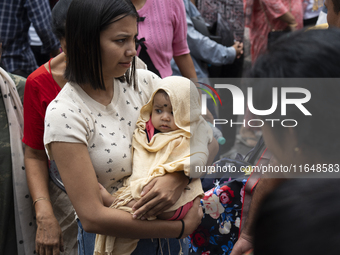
[176,219,185,239]
[33,197,51,206]
[289,23,298,27]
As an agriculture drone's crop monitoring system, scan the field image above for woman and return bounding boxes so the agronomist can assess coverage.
[131,0,197,79]
[244,0,304,63]
[23,0,77,254]
[24,0,146,254]
[231,28,340,255]
[238,0,304,148]
[0,60,35,254]
[43,0,206,254]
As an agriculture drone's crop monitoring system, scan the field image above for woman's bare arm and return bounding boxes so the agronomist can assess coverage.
[25,146,64,254]
[50,142,202,238]
[132,136,218,219]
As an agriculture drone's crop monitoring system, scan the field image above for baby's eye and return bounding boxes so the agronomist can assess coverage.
[156,109,162,113]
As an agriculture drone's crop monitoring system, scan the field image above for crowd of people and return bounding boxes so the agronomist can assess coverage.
[1,0,339,255]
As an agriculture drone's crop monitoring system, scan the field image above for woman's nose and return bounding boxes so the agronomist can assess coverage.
[126,41,137,57]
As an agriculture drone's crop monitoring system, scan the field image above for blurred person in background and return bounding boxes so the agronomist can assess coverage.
[23,0,78,254]
[0,0,60,78]
[231,28,340,255]
[0,41,36,255]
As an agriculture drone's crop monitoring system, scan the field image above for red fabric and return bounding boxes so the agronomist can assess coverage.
[167,201,194,221]
[22,59,61,150]
[145,118,155,140]
[248,0,304,62]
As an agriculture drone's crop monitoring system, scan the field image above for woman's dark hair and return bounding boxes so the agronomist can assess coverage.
[253,178,340,255]
[249,28,340,159]
[64,0,138,90]
[51,0,73,40]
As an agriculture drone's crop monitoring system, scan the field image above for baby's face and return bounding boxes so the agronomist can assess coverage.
[151,92,179,133]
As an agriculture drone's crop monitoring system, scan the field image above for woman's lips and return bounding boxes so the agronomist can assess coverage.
[120,62,131,68]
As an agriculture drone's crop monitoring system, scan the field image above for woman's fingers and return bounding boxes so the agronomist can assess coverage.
[182,197,203,237]
[38,245,45,255]
[133,174,188,218]
[35,215,63,255]
[142,202,170,219]
[140,178,156,197]
[59,232,64,252]
[132,192,158,219]
[46,246,53,255]
[132,179,157,213]
[36,243,61,255]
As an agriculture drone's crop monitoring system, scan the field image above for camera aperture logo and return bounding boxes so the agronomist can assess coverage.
[197,82,223,112]
[200,83,312,128]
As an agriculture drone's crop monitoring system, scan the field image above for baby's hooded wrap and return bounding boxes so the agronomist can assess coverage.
[94,76,212,255]
[130,76,212,206]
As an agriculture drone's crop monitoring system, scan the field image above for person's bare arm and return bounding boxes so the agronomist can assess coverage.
[230,177,285,255]
[174,53,197,80]
[50,142,202,238]
[278,12,298,31]
[25,146,64,255]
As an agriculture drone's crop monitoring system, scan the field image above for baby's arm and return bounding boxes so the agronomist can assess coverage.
[99,183,144,210]
[98,183,116,207]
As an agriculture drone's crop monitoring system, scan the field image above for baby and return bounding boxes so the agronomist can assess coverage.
[94,76,213,255]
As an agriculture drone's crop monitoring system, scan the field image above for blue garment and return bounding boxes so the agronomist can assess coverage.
[77,219,189,255]
[132,238,189,255]
[0,0,60,74]
[322,5,328,14]
[77,219,96,255]
[171,0,236,78]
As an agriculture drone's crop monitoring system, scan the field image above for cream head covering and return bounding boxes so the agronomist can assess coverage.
[136,75,201,136]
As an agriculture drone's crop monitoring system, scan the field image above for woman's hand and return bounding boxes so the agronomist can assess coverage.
[25,147,64,254]
[35,205,64,255]
[132,172,189,219]
[181,197,203,238]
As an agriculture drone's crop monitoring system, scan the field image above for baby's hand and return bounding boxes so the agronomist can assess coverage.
[98,183,115,207]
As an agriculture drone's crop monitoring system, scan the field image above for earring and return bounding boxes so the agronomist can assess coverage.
[294,147,300,153]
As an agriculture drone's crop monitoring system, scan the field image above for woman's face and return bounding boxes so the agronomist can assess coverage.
[100,15,137,80]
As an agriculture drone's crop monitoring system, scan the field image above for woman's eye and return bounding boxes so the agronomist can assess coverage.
[116,39,126,43]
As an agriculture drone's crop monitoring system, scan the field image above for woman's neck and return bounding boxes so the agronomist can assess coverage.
[45,52,67,89]
[130,0,146,10]
[81,78,114,106]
